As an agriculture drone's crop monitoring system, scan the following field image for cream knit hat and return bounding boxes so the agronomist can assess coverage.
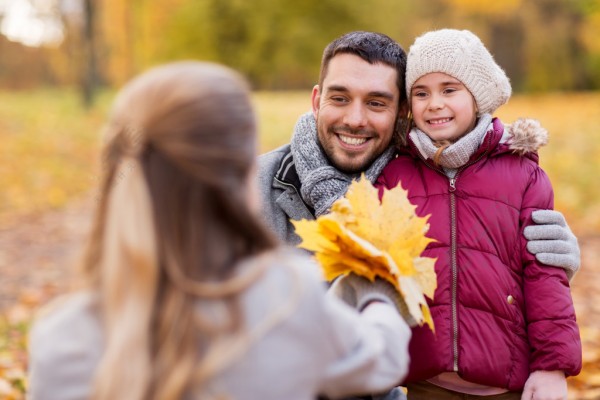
[406,29,512,115]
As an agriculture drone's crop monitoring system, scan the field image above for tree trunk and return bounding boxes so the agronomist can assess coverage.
[82,0,97,108]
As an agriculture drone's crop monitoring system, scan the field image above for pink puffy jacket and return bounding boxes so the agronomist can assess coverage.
[376,118,581,390]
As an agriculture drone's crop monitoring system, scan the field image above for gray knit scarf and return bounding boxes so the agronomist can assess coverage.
[409,113,493,177]
[290,112,395,217]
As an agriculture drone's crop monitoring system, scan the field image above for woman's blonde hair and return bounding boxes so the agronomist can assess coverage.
[83,61,278,400]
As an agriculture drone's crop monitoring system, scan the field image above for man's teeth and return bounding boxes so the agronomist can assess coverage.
[429,118,452,124]
[339,135,367,145]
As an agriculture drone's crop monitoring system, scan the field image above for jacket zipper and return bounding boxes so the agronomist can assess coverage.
[407,134,493,374]
[449,177,459,371]
[447,149,489,372]
[403,151,462,371]
[274,176,300,194]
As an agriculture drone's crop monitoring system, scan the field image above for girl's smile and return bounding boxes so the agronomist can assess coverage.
[410,72,478,143]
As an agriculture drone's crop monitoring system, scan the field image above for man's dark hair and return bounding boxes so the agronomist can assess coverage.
[318,31,407,103]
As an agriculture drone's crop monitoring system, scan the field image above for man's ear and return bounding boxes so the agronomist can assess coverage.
[311,85,321,119]
[395,100,411,146]
[398,100,409,119]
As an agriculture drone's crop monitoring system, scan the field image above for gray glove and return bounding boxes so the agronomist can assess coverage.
[328,274,416,326]
[524,210,580,281]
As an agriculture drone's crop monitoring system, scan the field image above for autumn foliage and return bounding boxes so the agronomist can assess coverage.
[293,177,437,330]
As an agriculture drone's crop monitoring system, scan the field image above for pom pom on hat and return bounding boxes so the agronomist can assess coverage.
[406,29,512,115]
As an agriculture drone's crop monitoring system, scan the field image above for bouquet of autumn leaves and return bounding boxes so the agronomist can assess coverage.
[292,177,437,331]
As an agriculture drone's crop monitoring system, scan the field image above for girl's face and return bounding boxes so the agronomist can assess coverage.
[410,72,478,143]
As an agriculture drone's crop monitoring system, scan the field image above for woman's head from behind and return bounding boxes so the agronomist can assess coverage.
[110,60,257,191]
[87,61,276,400]
[95,60,275,280]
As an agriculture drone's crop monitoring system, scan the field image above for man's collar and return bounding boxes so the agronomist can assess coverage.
[275,148,302,190]
[274,148,316,215]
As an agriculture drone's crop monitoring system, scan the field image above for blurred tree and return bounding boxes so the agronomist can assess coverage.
[578,0,600,88]
[98,0,136,86]
[155,0,364,88]
[444,0,523,15]
[81,0,98,107]
[434,0,592,91]
[519,0,588,91]
[0,0,599,92]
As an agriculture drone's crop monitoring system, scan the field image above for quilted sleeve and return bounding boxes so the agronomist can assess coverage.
[520,166,582,376]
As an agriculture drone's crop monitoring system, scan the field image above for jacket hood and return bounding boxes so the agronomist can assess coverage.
[401,117,549,164]
[503,118,549,155]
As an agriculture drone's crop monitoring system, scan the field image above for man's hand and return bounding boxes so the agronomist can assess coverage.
[521,370,567,400]
[524,210,580,280]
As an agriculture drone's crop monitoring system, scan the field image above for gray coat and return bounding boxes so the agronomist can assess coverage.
[28,250,411,400]
[257,144,314,246]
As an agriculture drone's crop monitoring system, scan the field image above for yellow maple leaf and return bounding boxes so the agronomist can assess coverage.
[292,176,437,331]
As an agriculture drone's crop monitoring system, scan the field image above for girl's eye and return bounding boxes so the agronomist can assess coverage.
[412,91,427,98]
[444,87,457,94]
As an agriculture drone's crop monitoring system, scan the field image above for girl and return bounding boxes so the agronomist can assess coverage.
[376,29,581,400]
[28,61,411,400]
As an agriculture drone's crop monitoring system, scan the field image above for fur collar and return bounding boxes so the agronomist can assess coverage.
[504,118,549,155]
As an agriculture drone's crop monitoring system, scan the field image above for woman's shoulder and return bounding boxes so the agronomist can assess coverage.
[243,247,325,296]
[237,247,329,319]
[29,291,103,367]
[33,290,97,327]
[246,246,320,275]
[28,291,103,398]
[31,291,100,335]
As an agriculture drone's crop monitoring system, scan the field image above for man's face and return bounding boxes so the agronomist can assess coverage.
[312,53,400,174]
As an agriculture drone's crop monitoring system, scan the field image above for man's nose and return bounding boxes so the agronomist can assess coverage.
[343,102,367,128]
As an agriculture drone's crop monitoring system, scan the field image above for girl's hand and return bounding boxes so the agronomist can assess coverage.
[521,370,567,400]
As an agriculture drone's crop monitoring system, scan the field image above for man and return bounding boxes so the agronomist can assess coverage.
[258,31,405,245]
[257,31,580,399]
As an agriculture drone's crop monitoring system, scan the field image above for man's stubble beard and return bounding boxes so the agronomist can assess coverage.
[316,116,399,175]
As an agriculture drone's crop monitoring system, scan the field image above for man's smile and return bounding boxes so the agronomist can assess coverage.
[338,134,369,146]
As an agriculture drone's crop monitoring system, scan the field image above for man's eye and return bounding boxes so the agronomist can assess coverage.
[368,101,386,107]
[331,96,347,103]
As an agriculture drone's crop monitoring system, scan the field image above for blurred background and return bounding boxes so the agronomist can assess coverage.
[0,0,599,398]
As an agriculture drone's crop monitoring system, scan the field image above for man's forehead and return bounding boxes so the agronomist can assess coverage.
[323,53,399,96]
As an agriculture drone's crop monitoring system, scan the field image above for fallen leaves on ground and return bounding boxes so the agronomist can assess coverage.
[566,236,600,400]
[0,199,91,399]
[0,318,27,399]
